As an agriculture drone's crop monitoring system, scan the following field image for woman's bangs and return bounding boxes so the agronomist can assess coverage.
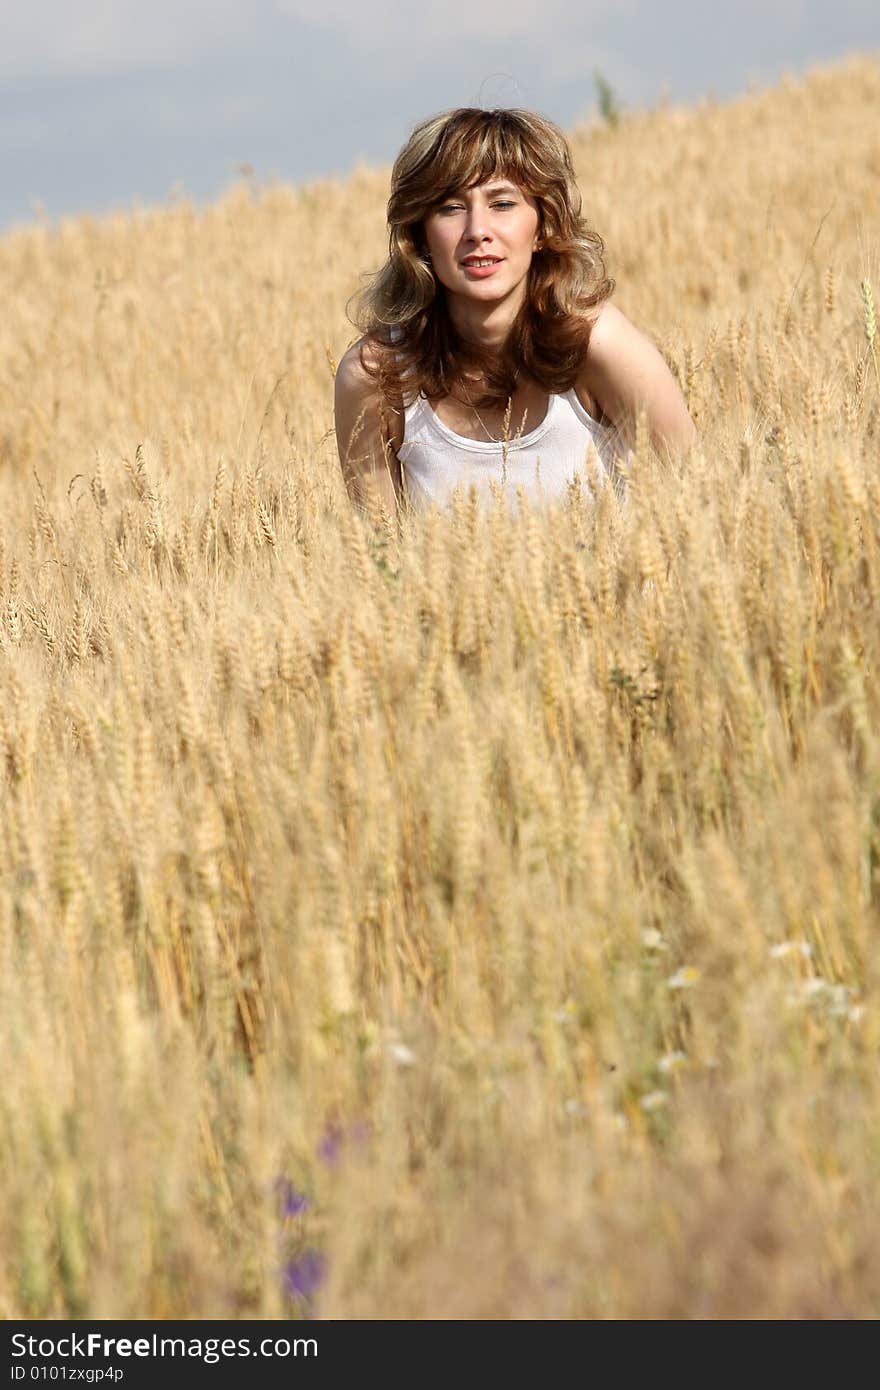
[439,122,536,201]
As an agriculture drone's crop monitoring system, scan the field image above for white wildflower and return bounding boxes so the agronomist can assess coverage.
[667,966,700,990]
[826,984,852,1017]
[802,977,829,999]
[769,941,813,959]
[658,1050,688,1074]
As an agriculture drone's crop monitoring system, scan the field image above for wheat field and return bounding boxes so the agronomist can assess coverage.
[1,54,879,1319]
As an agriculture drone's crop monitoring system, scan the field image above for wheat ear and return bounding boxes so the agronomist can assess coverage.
[861,279,880,397]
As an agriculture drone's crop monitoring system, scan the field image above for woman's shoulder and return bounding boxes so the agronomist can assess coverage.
[572,299,653,425]
[335,336,406,453]
[337,330,406,378]
[335,336,390,405]
[578,297,627,343]
[574,299,699,449]
[575,299,644,388]
[337,334,376,377]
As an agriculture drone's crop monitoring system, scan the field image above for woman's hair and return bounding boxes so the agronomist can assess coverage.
[347,106,614,414]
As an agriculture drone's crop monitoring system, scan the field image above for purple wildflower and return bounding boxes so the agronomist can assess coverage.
[284,1250,326,1300]
[275,1176,310,1217]
[349,1118,372,1147]
[317,1123,344,1167]
[318,1118,372,1167]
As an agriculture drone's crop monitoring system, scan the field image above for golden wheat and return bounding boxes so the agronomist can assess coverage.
[0,55,879,1319]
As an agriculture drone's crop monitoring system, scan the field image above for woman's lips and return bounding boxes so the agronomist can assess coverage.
[461,259,503,278]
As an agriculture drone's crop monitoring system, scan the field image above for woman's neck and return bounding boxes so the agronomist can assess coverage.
[443,288,522,352]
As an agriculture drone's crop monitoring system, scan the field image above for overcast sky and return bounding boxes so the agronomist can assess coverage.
[2,0,878,231]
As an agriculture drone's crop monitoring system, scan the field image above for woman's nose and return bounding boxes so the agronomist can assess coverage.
[464,208,488,239]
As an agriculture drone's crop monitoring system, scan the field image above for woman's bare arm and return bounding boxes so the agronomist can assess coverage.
[582,302,699,456]
[334,342,404,524]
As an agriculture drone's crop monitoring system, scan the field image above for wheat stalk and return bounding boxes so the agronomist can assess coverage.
[861,278,880,396]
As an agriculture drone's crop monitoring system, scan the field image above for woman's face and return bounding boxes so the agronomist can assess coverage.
[421,175,541,310]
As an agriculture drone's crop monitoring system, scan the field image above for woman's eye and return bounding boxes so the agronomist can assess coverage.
[433,200,514,212]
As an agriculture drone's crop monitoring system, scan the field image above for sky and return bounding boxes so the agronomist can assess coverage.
[1,0,879,232]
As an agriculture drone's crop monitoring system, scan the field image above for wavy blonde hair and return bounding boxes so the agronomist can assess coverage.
[348,106,614,413]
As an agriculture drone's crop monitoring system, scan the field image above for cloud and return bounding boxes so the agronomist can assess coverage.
[2,0,875,87]
[275,0,629,48]
[1,0,632,79]
[1,2,265,80]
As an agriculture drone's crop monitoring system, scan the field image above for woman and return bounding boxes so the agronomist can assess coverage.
[334,106,697,521]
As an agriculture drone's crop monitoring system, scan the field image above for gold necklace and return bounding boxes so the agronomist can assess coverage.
[458,371,525,444]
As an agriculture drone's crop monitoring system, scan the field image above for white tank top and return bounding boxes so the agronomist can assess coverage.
[397,385,623,512]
